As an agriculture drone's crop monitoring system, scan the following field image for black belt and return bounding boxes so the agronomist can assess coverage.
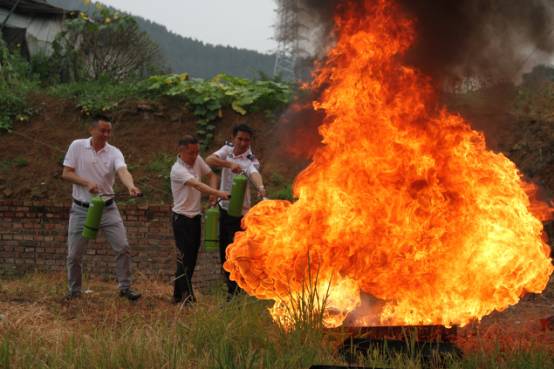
[73,198,114,208]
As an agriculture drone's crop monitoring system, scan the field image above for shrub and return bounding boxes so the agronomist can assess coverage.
[145,73,293,148]
[52,7,164,82]
[48,79,148,116]
[0,41,37,132]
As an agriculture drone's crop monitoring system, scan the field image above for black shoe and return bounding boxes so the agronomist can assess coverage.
[119,289,142,301]
[173,295,195,305]
[64,291,81,300]
[172,296,183,304]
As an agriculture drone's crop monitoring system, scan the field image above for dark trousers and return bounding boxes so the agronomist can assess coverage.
[219,207,242,295]
[172,212,201,301]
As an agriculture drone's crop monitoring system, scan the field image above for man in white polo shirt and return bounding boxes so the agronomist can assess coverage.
[206,123,266,298]
[170,135,229,304]
[62,114,142,301]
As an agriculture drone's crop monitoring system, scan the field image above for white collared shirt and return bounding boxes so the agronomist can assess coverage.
[170,155,212,217]
[63,138,126,203]
[212,144,260,215]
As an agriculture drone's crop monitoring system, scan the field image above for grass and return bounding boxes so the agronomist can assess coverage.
[0,273,553,368]
[145,153,174,176]
[0,157,29,172]
[138,152,175,199]
[47,80,149,117]
[266,173,295,202]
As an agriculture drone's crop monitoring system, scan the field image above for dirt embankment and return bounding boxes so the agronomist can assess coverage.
[1,91,553,212]
[0,94,300,205]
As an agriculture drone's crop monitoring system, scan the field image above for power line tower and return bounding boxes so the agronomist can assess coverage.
[273,0,306,81]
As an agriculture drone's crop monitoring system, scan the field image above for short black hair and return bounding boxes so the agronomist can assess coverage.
[178,135,199,147]
[90,113,112,127]
[232,123,254,138]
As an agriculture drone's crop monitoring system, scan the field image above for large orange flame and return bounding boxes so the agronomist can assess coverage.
[224,0,553,328]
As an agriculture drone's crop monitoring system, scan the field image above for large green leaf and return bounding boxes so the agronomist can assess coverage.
[231,101,247,115]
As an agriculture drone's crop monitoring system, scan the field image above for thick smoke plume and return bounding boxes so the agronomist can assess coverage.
[271,0,554,183]
[278,0,554,83]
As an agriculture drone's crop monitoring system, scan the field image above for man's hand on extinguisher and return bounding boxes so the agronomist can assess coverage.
[128,185,142,197]
[86,182,100,194]
[257,186,267,199]
[218,191,230,200]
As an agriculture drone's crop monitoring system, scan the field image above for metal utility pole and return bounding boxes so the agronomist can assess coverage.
[273,0,306,81]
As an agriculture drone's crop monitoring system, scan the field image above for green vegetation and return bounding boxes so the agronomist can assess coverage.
[142,153,175,198]
[1,58,291,147]
[146,73,292,148]
[145,153,175,175]
[513,65,554,121]
[1,274,553,369]
[0,41,37,132]
[48,80,149,116]
[0,4,292,139]
[51,7,163,82]
[0,157,29,171]
[46,73,292,148]
[48,0,276,79]
[266,173,296,201]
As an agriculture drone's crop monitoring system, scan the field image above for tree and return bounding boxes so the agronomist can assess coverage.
[53,7,164,82]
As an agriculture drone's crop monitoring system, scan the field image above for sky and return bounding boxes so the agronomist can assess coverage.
[98,0,278,53]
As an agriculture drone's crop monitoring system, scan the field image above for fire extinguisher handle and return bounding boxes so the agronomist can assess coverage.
[98,192,144,198]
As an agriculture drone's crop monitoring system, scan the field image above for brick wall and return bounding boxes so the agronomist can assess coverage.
[0,201,223,290]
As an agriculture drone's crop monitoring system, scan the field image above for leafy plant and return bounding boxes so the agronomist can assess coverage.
[0,40,37,132]
[145,153,174,175]
[48,79,148,116]
[52,7,163,82]
[145,73,293,148]
[271,184,294,201]
[0,156,29,172]
[513,65,554,121]
[267,173,296,201]
[144,153,175,195]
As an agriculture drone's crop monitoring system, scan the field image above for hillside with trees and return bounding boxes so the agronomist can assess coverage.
[48,0,276,79]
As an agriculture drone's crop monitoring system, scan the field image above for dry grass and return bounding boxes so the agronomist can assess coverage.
[1,273,554,369]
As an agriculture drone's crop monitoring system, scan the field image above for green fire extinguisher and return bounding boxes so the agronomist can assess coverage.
[82,196,105,240]
[204,206,220,251]
[227,174,247,217]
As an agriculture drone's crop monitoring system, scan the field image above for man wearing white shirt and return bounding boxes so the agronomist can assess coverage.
[170,136,230,304]
[62,115,142,301]
[206,124,266,298]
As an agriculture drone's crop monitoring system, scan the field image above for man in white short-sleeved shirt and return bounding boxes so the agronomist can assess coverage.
[62,115,142,301]
[206,123,266,298]
[170,136,229,304]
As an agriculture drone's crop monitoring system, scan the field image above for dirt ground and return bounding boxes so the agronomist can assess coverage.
[1,89,553,204]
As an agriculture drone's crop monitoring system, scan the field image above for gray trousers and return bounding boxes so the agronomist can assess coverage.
[67,203,131,294]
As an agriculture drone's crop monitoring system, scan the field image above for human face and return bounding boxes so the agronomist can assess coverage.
[232,131,252,155]
[90,120,112,147]
[179,143,200,165]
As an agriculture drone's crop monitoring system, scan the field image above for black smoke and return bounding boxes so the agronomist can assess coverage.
[282,0,554,83]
